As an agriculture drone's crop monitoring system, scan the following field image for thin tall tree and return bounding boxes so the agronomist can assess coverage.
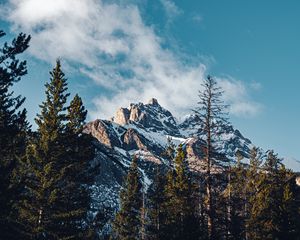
[194,75,229,239]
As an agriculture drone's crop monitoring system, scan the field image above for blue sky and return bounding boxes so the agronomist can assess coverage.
[1,0,300,169]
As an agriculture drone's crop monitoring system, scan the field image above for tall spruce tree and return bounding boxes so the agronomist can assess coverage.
[112,156,143,240]
[244,147,263,240]
[194,75,229,240]
[0,30,30,239]
[223,152,246,240]
[161,145,202,240]
[57,94,96,239]
[18,60,95,239]
[173,145,201,240]
[146,167,167,240]
[161,166,176,239]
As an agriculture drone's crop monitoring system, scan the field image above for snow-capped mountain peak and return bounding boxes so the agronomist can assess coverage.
[111,98,180,136]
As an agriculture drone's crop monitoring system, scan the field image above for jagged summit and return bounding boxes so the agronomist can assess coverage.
[86,98,253,166]
[111,98,180,136]
[148,97,159,105]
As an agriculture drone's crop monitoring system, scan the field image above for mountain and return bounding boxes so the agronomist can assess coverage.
[83,98,255,233]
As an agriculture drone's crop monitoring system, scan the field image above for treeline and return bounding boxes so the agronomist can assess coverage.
[1,30,300,240]
[111,145,300,240]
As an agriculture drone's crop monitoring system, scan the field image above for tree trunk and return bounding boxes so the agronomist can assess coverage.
[206,107,215,239]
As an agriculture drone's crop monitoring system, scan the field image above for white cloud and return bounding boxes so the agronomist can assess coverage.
[192,14,203,23]
[218,76,262,117]
[160,0,182,20]
[230,102,262,117]
[250,81,262,91]
[2,0,262,119]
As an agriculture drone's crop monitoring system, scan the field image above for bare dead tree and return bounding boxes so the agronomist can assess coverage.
[193,75,229,240]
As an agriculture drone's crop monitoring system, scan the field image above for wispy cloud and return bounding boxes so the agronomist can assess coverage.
[160,0,183,21]
[192,14,203,23]
[218,76,263,117]
[250,81,262,91]
[1,0,262,119]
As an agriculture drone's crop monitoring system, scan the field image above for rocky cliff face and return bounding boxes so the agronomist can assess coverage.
[111,98,180,135]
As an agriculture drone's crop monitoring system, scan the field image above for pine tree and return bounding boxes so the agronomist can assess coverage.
[250,151,280,239]
[161,145,202,240]
[194,75,229,240]
[56,94,96,239]
[243,147,263,240]
[112,156,143,240]
[223,152,246,240]
[246,150,300,240]
[18,60,70,239]
[0,30,31,239]
[146,167,167,240]
[173,145,201,240]
[280,172,300,239]
[18,60,95,239]
[161,167,176,239]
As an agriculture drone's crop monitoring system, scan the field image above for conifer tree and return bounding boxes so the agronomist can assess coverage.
[223,152,246,240]
[18,60,95,239]
[247,151,277,239]
[146,167,167,240]
[18,60,70,239]
[246,150,299,240]
[279,172,300,239]
[0,30,30,239]
[243,147,263,239]
[161,145,202,240]
[112,156,143,240]
[161,167,176,239]
[194,75,229,240]
[173,145,201,240]
[56,94,96,238]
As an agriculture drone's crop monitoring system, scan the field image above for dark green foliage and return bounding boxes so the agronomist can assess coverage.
[58,94,96,239]
[280,174,300,239]
[146,167,167,240]
[18,60,70,239]
[169,145,202,240]
[247,151,300,240]
[0,30,30,239]
[151,145,202,240]
[112,156,143,240]
[17,60,95,239]
[222,152,247,240]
